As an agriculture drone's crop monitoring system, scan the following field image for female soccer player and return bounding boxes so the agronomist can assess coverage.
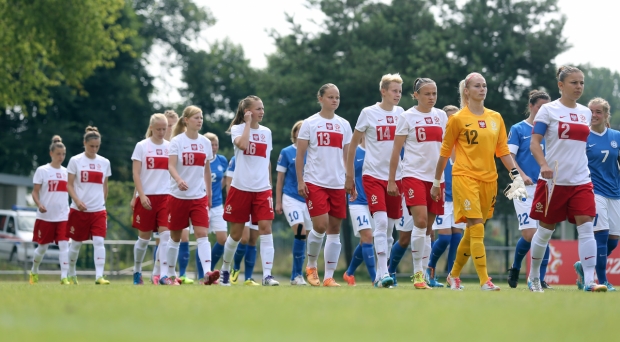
[527,66,607,292]
[431,72,526,291]
[165,105,219,286]
[66,127,112,285]
[388,78,447,290]
[219,95,279,286]
[574,97,620,291]
[130,114,170,285]
[30,136,70,285]
[506,90,552,289]
[297,84,353,287]
[276,121,313,285]
[346,74,404,288]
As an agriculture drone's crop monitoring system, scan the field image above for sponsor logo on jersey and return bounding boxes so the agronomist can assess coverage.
[612,141,618,149]
[464,199,471,211]
[335,124,341,131]
[408,188,414,198]
[217,165,224,172]
[253,134,259,141]
[425,117,433,124]
[491,121,498,131]
[97,164,101,170]
[326,123,333,130]
[156,149,162,155]
[191,144,198,151]
[225,205,232,214]
[307,200,313,210]
[136,215,140,224]
[199,144,204,151]
[535,202,544,213]
[580,114,586,123]
[434,116,440,124]
[90,164,95,169]
[386,116,394,124]
[570,114,578,122]
[478,121,486,128]
[164,149,168,155]
[261,134,266,142]
[371,194,378,205]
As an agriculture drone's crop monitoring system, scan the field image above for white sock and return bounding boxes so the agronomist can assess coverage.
[411,227,426,274]
[166,240,180,278]
[324,234,341,279]
[93,236,106,279]
[221,236,239,272]
[387,219,396,259]
[306,230,325,268]
[260,234,275,277]
[31,243,49,273]
[68,241,82,277]
[133,237,149,273]
[373,211,389,279]
[577,222,597,284]
[423,235,432,273]
[197,237,212,274]
[528,226,553,279]
[58,241,69,279]
[157,231,170,277]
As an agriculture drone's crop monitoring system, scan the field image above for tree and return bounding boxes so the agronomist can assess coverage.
[578,65,620,126]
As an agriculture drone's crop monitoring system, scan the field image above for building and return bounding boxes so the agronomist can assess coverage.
[0,173,32,209]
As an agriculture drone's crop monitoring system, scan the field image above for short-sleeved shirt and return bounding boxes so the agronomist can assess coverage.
[276,144,305,203]
[508,120,544,183]
[349,146,367,205]
[131,138,171,195]
[534,100,591,186]
[298,113,352,189]
[210,154,228,207]
[397,107,448,182]
[444,158,454,202]
[33,164,69,222]
[230,123,272,192]
[440,107,510,182]
[587,128,620,199]
[226,156,236,178]
[67,153,112,212]
[169,133,212,199]
[354,103,405,180]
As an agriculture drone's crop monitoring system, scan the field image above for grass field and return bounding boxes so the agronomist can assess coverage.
[0,278,616,341]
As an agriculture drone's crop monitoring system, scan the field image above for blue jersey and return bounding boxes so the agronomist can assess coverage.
[350,147,367,205]
[276,145,305,203]
[444,158,454,202]
[210,154,228,207]
[227,156,236,176]
[587,128,620,199]
[508,120,545,183]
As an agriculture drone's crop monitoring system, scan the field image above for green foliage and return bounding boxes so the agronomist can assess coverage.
[578,65,620,126]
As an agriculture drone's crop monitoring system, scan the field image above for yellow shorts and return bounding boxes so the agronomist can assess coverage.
[452,175,497,224]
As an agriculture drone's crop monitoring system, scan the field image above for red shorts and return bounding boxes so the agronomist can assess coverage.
[33,220,68,245]
[305,183,347,219]
[402,177,445,215]
[362,175,403,219]
[168,195,209,231]
[67,209,107,241]
[223,187,274,224]
[132,194,169,232]
[530,181,596,224]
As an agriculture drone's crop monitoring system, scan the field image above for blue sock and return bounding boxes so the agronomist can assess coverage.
[388,243,407,274]
[608,238,619,256]
[178,242,189,277]
[361,243,376,281]
[540,244,550,281]
[428,234,451,268]
[512,237,532,270]
[447,232,462,274]
[233,243,247,270]
[292,239,306,279]
[595,230,609,284]
[244,245,257,280]
[211,242,224,271]
[346,244,364,276]
[195,249,204,279]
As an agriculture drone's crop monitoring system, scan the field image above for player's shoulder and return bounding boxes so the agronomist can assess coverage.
[334,114,350,125]
[281,144,296,153]
[431,107,447,118]
[135,138,148,147]
[484,107,503,118]
[216,154,228,164]
[304,113,322,123]
[96,154,111,164]
[69,152,85,162]
[257,124,272,133]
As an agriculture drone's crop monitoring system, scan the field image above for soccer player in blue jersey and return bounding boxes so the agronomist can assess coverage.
[506,90,552,289]
[276,121,313,285]
[343,136,377,285]
[575,97,619,291]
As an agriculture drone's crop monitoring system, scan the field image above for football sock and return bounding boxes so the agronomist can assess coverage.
[32,243,48,273]
[512,237,531,270]
[608,238,619,256]
[373,211,389,277]
[446,232,462,274]
[469,223,488,285]
[528,226,553,280]
[346,244,363,276]
[540,245,551,281]
[152,245,159,276]
[423,235,431,273]
[388,241,407,274]
[387,218,397,259]
[324,234,341,279]
[157,231,170,277]
[411,227,426,274]
[68,241,82,277]
[450,227,471,278]
[133,238,149,273]
[58,240,69,279]
[178,241,189,277]
[233,243,247,270]
[197,237,212,277]
[362,243,376,281]
[428,234,450,269]
[595,230,609,284]
[211,242,224,271]
[260,234,274,278]
[577,222,596,285]
[93,236,106,279]
[292,238,306,279]
[221,236,239,272]
[165,240,180,278]
[244,245,257,280]
[306,230,325,268]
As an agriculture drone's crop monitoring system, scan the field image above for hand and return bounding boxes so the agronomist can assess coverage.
[504,174,527,200]
[76,201,87,211]
[540,165,554,180]
[276,202,283,215]
[208,196,212,209]
[140,195,152,210]
[298,181,309,199]
[345,176,357,202]
[176,179,189,191]
[430,185,441,202]
[387,180,399,197]
[522,175,534,186]
[37,204,47,213]
[130,196,136,211]
[244,111,252,124]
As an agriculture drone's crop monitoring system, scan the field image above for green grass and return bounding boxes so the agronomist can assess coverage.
[0,279,616,341]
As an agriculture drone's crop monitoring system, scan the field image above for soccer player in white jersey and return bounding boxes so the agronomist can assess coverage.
[220,95,279,286]
[506,90,552,289]
[166,105,218,286]
[30,136,70,285]
[388,78,448,289]
[297,84,353,287]
[130,114,171,285]
[527,66,607,292]
[66,127,112,285]
[276,121,312,285]
[345,74,404,288]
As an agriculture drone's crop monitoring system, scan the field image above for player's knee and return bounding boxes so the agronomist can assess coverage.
[37,243,49,253]
[373,212,388,232]
[294,224,306,240]
[468,223,485,238]
[92,236,104,248]
[398,233,410,247]
[58,240,68,252]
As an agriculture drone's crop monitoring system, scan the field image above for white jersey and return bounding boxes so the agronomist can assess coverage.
[33,164,69,222]
[396,107,448,182]
[131,138,171,196]
[230,123,272,192]
[298,113,353,189]
[169,133,212,199]
[534,100,591,186]
[67,153,111,212]
[355,103,404,180]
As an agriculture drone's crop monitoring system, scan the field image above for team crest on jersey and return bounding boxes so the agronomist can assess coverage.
[371,194,378,205]
[535,202,544,213]
[408,188,414,199]
[225,205,232,214]
[89,164,95,169]
[218,165,224,172]
[97,164,101,170]
[434,116,440,124]
[425,117,433,124]
[570,114,578,122]
[156,149,163,155]
[191,144,198,151]
[612,141,618,149]
[464,199,471,211]
[386,116,394,124]
[490,121,498,131]
[136,215,140,224]
[335,124,341,131]
[580,115,586,122]
[478,121,486,128]
[260,134,266,142]
[326,123,333,130]
[307,201,313,210]
[253,134,259,141]
[164,149,168,155]
[199,144,204,151]
[56,173,61,178]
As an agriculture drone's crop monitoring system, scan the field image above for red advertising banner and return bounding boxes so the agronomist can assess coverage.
[527,240,620,285]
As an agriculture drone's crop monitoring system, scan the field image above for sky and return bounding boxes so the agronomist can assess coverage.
[149,0,619,105]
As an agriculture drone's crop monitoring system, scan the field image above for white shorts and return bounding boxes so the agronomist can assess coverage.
[512,185,538,230]
[209,205,227,233]
[593,194,620,235]
[246,217,258,231]
[282,194,313,230]
[396,196,414,232]
[433,201,466,230]
[349,204,374,237]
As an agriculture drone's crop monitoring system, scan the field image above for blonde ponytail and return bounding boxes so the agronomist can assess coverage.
[173,105,202,138]
[458,79,468,109]
[145,113,166,138]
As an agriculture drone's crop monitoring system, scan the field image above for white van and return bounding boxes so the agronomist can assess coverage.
[0,206,60,264]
